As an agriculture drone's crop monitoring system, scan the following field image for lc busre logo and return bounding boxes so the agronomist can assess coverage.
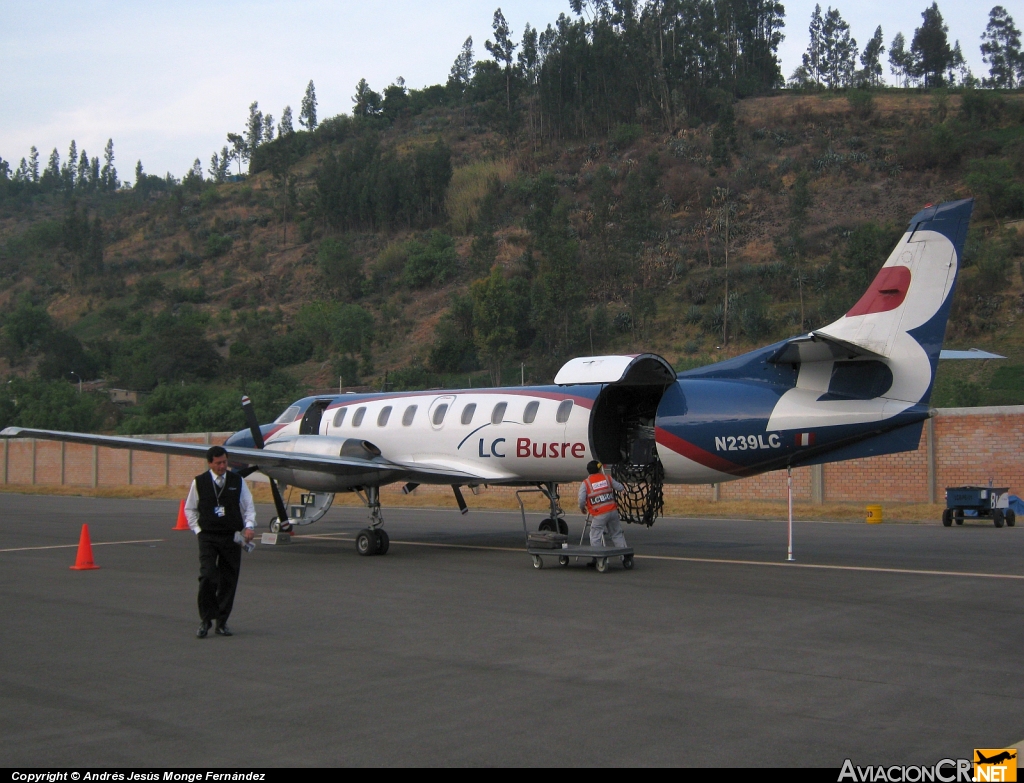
[974,749,1017,782]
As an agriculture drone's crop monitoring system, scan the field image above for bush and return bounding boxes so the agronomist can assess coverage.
[204,233,233,258]
[610,124,642,149]
[965,159,1024,219]
[317,238,365,300]
[445,159,513,235]
[402,231,457,288]
[847,90,874,120]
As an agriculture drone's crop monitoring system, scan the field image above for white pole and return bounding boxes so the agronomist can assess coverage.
[787,467,795,562]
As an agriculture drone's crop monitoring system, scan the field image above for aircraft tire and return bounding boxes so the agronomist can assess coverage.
[269,518,281,533]
[538,519,556,532]
[377,529,390,555]
[942,509,952,527]
[1007,511,1016,528]
[993,510,1005,528]
[356,529,380,556]
[557,517,569,535]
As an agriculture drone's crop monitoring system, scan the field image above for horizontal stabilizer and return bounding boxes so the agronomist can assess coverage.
[938,348,1005,360]
[768,332,884,365]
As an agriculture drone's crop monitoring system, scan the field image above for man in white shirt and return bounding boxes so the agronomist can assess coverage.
[184,445,256,638]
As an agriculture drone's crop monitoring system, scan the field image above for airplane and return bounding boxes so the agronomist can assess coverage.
[976,751,1017,765]
[1,198,974,557]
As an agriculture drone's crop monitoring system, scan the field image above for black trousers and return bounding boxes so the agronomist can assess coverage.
[197,532,242,624]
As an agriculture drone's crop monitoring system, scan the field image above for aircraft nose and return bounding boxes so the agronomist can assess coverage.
[225,429,254,449]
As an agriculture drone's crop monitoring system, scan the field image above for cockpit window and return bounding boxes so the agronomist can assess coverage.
[275,406,301,424]
[332,408,347,427]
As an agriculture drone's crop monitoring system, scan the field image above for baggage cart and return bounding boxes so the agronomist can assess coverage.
[943,485,1016,528]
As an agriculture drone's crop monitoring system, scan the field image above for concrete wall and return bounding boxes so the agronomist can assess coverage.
[3,406,1023,501]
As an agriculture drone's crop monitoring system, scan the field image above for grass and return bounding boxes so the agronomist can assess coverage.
[0,482,947,524]
[445,158,514,235]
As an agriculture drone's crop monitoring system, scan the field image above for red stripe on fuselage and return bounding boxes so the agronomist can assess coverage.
[655,427,745,476]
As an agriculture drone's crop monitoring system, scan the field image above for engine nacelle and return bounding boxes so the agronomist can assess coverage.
[263,436,403,491]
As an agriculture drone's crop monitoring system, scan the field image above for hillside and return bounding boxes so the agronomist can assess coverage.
[0,89,1023,433]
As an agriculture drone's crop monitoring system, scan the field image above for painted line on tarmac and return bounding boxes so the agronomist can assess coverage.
[0,538,165,553]
[294,533,1024,580]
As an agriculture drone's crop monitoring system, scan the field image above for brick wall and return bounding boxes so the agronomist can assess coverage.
[3,406,1023,501]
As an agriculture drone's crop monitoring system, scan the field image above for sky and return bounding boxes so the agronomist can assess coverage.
[0,0,1002,180]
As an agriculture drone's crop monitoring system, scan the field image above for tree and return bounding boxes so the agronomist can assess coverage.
[802,4,825,85]
[382,77,410,123]
[134,160,144,189]
[352,78,382,117]
[471,265,517,386]
[209,146,231,182]
[485,8,517,115]
[448,36,475,97]
[244,101,264,161]
[262,113,275,144]
[76,150,90,191]
[63,140,77,190]
[911,2,954,87]
[29,146,39,183]
[981,6,1022,88]
[860,26,885,86]
[43,148,61,189]
[299,80,318,130]
[889,32,912,86]
[819,7,857,89]
[279,105,294,135]
[100,139,118,191]
[226,133,245,175]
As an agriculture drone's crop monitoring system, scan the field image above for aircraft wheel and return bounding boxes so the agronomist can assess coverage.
[281,522,293,533]
[356,528,380,556]
[558,556,569,567]
[1007,510,1016,528]
[623,555,634,570]
[538,518,556,533]
[532,555,543,569]
[942,509,952,527]
[556,517,569,536]
[376,529,390,555]
[269,518,281,533]
[994,510,1005,528]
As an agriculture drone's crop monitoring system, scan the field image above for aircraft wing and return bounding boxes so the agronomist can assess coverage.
[0,427,484,481]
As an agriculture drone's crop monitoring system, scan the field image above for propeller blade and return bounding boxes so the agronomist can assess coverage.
[451,485,468,516]
[241,395,266,449]
[240,396,288,526]
[269,479,290,527]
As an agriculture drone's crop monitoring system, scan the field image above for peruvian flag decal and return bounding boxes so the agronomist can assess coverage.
[795,432,816,447]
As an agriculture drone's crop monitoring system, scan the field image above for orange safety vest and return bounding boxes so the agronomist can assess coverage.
[583,473,618,516]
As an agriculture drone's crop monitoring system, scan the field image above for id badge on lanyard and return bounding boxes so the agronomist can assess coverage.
[213,476,227,518]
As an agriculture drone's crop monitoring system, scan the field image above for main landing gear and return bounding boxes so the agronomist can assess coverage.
[536,482,569,536]
[354,486,390,556]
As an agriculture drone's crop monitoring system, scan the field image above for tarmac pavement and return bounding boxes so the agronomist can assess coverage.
[2,494,1023,766]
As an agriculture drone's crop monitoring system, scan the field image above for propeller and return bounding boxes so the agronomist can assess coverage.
[241,395,291,531]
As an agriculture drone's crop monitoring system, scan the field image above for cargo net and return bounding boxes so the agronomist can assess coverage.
[611,459,665,527]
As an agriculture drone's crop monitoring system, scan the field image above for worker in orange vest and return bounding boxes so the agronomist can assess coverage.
[578,460,628,552]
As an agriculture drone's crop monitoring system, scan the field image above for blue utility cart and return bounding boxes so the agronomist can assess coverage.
[943,486,1016,528]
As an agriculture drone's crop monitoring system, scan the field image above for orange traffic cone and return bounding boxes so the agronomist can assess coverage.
[173,499,190,531]
[70,524,100,571]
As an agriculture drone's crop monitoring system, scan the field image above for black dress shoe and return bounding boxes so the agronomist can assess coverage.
[196,621,211,639]
[215,624,232,636]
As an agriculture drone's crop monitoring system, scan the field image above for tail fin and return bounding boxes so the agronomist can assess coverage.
[815,198,973,404]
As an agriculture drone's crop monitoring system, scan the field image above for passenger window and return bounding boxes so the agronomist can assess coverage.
[432,404,449,425]
[556,400,573,424]
[377,406,392,426]
[461,403,476,425]
[352,407,366,427]
[402,405,417,426]
[491,402,506,425]
[523,401,539,424]
[333,408,347,427]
